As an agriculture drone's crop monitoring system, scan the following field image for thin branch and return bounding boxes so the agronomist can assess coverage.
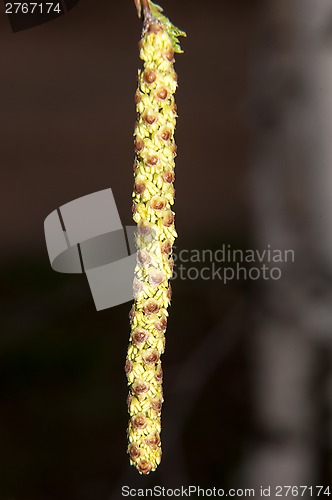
[134,0,150,19]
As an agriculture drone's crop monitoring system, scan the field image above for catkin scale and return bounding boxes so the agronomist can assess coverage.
[126,0,185,475]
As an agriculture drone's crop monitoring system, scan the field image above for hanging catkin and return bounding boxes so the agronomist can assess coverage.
[125,0,185,475]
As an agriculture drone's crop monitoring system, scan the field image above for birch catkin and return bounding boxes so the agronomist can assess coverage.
[125,0,185,475]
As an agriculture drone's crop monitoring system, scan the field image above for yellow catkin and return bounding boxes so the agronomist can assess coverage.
[125,1,185,475]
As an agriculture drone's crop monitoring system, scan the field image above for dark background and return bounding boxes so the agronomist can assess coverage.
[1,1,331,499]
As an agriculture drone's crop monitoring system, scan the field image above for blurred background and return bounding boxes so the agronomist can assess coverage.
[1,0,332,498]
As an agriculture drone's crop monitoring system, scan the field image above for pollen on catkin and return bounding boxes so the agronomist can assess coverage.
[125,0,185,475]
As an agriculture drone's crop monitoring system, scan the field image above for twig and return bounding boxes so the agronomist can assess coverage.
[134,0,150,19]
